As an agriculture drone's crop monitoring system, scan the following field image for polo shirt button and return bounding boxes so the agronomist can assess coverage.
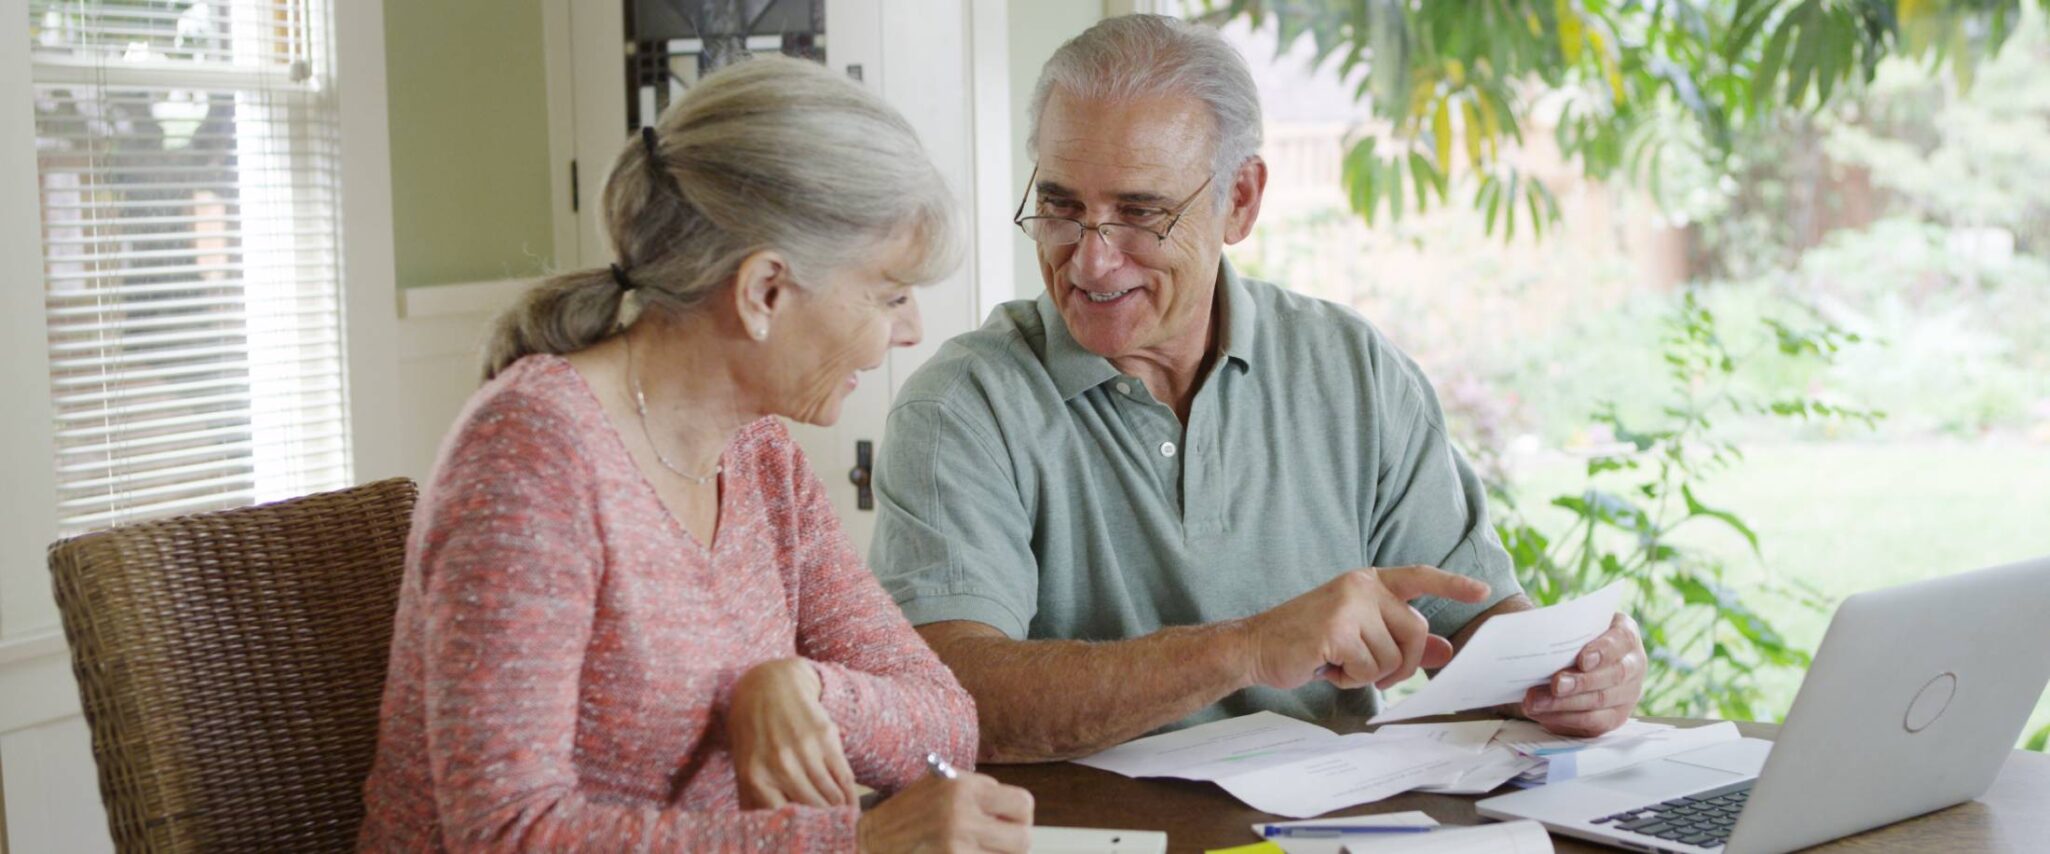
[1159,441,1177,458]
[1115,381,1131,395]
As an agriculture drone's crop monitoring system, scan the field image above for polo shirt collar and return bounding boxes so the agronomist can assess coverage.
[1037,295,1120,401]
[1216,258,1258,372]
[1036,258,1259,402]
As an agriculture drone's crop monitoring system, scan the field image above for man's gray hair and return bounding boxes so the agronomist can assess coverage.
[1026,14,1262,204]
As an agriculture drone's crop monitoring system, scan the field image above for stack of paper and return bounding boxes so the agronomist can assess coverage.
[1073,583,1742,818]
[1515,720,1741,785]
[1075,712,1491,819]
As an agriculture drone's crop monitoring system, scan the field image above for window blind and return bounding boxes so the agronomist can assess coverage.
[29,0,349,535]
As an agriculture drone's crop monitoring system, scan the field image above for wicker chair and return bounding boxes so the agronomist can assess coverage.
[47,478,417,853]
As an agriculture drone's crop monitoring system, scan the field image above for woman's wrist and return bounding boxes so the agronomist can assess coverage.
[794,658,824,700]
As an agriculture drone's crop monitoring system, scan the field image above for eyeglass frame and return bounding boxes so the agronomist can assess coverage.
[1010,164,1215,254]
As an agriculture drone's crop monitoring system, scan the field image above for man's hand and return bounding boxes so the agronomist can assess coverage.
[1234,567,1492,692]
[1522,612,1646,737]
[728,658,860,809]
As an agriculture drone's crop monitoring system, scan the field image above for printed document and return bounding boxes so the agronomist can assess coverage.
[1212,737,1479,818]
[1370,583,1626,723]
[1074,711,1359,781]
[1075,714,1478,817]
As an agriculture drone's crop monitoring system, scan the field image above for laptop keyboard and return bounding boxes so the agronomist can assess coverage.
[1589,779,1752,850]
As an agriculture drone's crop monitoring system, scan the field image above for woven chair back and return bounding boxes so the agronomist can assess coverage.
[47,478,417,852]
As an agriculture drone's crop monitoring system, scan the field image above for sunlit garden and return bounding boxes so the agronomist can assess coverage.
[1191,1,2050,748]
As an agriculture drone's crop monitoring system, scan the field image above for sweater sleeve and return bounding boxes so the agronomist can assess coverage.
[772,428,980,790]
[414,393,858,852]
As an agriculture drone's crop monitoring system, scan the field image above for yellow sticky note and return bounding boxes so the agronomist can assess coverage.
[1204,843,1284,854]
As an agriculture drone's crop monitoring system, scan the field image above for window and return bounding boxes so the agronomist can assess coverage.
[29,0,348,535]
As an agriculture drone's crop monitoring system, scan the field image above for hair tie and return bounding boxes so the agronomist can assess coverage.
[640,125,662,166]
[608,263,637,292]
[639,125,685,198]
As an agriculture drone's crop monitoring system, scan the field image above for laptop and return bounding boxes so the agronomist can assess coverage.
[1477,555,2050,853]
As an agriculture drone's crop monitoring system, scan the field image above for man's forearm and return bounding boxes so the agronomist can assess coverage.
[922,621,1253,764]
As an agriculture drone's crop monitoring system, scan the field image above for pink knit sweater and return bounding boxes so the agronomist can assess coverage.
[358,355,977,851]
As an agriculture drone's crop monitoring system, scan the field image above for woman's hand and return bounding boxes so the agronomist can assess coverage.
[857,773,1034,853]
[728,658,860,809]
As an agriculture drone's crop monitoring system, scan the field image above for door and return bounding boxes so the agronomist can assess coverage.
[547,0,1013,556]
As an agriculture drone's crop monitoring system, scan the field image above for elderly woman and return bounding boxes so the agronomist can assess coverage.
[358,56,1031,852]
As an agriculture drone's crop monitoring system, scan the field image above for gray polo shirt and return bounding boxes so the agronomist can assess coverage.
[868,261,1522,727]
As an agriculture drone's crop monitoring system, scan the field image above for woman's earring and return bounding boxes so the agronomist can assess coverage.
[753,325,767,340]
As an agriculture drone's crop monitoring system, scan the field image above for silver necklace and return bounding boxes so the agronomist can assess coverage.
[624,333,721,486]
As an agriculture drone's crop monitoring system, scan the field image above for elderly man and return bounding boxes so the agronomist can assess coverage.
[869,14,1645,763]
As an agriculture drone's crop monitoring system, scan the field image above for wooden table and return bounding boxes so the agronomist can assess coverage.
[984,717,2050,853]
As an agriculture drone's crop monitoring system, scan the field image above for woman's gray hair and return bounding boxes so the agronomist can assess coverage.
[485,55,962,380]
[1026,14,1261,207]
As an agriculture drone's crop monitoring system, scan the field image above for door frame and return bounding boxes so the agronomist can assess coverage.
[538,0,1014,552]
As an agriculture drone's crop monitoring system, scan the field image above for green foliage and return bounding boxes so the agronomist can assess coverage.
[2029,722,2050,752]
[1194,0,2047,234]
[1494,291,1880,719]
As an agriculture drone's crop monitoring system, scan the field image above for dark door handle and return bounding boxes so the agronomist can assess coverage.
[848,440,874,511]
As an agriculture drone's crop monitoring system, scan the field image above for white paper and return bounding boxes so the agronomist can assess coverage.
[1369,720,1502,754]
[1492,718,1672,757]
[1371,583,1626,723]
[1028,826,1167,854]
[1254,812,1439,854]
[1171,732,1386,782]
[1076,711,1683,819]
[1412,745,1543,794]
[1343,820,1554,854]
[1213,738,1479,819]
[1545,721,1741,783]
[1073,711,1337,779]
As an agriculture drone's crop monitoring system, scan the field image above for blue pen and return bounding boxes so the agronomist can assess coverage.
[1264,825,1436,838]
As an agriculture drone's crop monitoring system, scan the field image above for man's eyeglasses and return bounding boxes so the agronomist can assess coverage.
[1011,165,1213,256]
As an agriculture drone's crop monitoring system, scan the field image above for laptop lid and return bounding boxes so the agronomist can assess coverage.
[1725,555,2050,853]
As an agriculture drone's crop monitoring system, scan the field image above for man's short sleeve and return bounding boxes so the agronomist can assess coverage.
[868,399,1039,639]
[1368,359,1525,638]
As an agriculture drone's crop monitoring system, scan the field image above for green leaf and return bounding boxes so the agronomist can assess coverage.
[2027,723,2049,753]
[1681,484,1761,555]
[1340,137,1382,225]
[1431,97,1454,169]
[1504,170,1521,239]
[1525,181,1545,239]
[1386,153,1405,219]
[1461,98,1486,169]
[1787,0,1826,107]
[1752,7,1797,112]
[1725,0,1776,64]
[1481,175,1503,234]
[1555,489,1649,533]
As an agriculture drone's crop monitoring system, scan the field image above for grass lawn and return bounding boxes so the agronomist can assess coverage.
[1505,440,2050,749]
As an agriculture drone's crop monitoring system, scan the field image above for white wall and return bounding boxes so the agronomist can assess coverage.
[392,282,534,480]
[1006,0,1105,303]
